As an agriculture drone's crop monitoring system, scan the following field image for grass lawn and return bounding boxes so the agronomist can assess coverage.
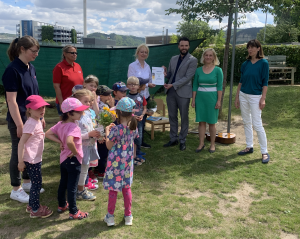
[0,85,299,238]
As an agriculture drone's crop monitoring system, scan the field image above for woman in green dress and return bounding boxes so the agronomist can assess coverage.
[191,48,223,153]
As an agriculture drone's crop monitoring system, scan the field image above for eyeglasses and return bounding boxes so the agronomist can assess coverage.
[29,49,39,54]
[67,52,78,55]
[128,84,139,87]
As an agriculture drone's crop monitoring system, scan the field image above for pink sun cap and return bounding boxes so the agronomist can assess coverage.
[25,95,50,110]
[61,97,89,113]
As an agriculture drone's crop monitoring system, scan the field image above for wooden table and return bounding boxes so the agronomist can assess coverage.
[269,67,296,85]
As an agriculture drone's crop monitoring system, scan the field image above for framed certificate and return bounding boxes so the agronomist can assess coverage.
[152,67,165,85]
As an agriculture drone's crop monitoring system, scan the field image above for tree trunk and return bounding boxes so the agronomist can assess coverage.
[219,9,233,116]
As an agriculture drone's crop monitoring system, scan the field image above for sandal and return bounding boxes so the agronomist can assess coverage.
[30,205,53,218]
[69,210,89,220]
[134,159,143,166]
[26,204,49,213]
[238,147,253,155]
[262,153,270,164]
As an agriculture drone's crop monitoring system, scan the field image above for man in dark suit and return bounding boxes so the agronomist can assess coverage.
[162,37,198,151]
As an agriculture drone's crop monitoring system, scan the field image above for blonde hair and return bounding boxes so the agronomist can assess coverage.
[134,44,149,59]
[127,76,139,85]
[61,45,77,61]
[7,36,40,62]
[84,75,99,86]
[200,48,220,65]
[72,89,91,100]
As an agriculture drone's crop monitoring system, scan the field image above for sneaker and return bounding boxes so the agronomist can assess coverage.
[125,215,133,226]
[30,205,53,218]
[22,183,45,194]
[26,204,49,213]
[57,202,69,213]
[97,173,105,179]
[77,189,96,201]
[10,188,29,203]
[88,171,99,183]
[69,210,88,220]
[88,178,98,184]
[85,181,98,191]
[104,214,115,226]
[141,142,151,148]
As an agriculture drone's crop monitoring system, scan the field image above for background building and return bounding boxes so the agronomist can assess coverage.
[145,35,171,45]
[16,20,83,44]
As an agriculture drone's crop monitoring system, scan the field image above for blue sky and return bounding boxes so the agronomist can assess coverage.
[0,0,274,37]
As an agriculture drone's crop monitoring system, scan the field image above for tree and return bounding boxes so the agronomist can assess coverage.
[270,0,300,26]
[215,30,225,47]
[170,34,179,43]
[176,20,215,46]
[166,0,270,114]
[71,29,77,44]
[41,26,54,41]
[257,22,300,44]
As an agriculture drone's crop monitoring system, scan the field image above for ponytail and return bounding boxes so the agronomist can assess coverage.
[116,109,137,130]
[7,36,40,62]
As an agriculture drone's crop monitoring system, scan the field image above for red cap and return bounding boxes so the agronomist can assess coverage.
[26,95,50,110]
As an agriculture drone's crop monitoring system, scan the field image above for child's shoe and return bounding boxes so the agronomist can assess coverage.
[85,181,98,190]
[77,189,96,201]
[57,202,69,213]
[88,177,98,184]
[22,182,45,193]
[69,210,88,220]
[136,155,146,163]
[97,172,105,178]
[125,215,133,226]
[104,214,115,226]
[26,204,49,213]
[88,171,99,183]
[30,205,53,218]
[10,188,29,203]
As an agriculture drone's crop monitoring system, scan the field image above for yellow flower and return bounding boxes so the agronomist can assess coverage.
[104,114,108,117]
[103,107,110,111]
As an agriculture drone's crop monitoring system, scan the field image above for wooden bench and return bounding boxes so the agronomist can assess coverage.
[265,55,296,85]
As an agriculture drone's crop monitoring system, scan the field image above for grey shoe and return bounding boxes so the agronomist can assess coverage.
[104,214,115,226]
[125,215,133,226]
[77,189,96,201]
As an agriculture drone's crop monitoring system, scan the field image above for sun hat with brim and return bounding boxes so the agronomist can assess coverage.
[137,77,150,85]
[116,97,136,112]
[25,95,50,110]
[61,98,89,113]
[112,82,128,92]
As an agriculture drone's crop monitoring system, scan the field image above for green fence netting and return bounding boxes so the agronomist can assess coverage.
[0,39,204,97]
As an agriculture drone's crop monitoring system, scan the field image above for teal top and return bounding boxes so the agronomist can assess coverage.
[193,66,223,91]
[239,59,269,95]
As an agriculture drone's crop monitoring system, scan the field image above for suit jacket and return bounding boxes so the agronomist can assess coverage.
[165,53,198,98]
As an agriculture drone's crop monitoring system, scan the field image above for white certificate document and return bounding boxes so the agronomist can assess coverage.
[152,67,165,85]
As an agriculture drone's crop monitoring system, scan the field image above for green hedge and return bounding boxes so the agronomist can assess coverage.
[41,26,54,41]
[192,45,300,83]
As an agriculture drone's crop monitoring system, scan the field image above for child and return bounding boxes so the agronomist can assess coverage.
[94,85,114,178]
[83,75,99,114]
[126,76,148,165]
[45,98,89,220]
[72,89,100,198]
[18,95,52,218]
[103,97,138,226]
[112,81,128,105]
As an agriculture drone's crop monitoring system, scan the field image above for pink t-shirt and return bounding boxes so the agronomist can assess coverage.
[22,118,45,164]
[50,121,83,164]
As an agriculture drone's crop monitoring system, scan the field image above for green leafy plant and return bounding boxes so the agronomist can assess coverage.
[96,106,116,128]
[147,100,157,109]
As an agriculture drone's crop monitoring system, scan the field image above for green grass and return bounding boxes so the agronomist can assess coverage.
[0,85,300,238]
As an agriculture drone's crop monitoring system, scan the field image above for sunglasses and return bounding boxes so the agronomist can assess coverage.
[116,83,126,88]
[67,52,78,55]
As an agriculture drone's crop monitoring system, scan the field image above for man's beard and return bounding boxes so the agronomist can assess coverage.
[180,49,188,55]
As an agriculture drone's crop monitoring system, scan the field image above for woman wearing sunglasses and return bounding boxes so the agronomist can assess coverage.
[52,45,84,118]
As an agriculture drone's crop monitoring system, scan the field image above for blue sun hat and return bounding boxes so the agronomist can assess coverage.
[116,97,136,112]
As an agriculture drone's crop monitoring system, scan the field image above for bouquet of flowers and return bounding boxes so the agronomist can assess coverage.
[96,107,117,140]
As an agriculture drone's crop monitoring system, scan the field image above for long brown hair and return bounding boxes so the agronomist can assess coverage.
[246,39,264,59]
[7,36,40,62]
[116,109,137,130]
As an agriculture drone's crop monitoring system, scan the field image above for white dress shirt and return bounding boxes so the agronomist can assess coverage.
[127,59,152,99]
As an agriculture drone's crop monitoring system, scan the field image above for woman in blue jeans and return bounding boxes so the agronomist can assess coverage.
[1,36,45,203]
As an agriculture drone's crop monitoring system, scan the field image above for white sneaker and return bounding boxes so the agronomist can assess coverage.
[104,214,115,226]
[22,183,45,193]
[125,215,133,226]
[10,188,29,203]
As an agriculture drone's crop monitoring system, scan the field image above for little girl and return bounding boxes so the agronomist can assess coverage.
[18,95,52,218]
[45,98,89,220]
[103,97,138,226]
[83,75,99,114]
[72,89,100,199]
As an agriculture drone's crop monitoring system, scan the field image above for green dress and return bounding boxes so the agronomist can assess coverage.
[193,66,223,124]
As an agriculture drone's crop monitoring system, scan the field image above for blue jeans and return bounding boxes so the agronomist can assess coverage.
[134,120,143,155]
[57,157,81,215]
[25,162,42,211]
[56,103,63,116]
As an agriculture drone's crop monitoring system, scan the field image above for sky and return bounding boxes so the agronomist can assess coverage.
[0,0,274,37]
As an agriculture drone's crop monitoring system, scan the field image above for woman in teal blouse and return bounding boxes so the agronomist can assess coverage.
[234,39,270,164]
[192,48,223,153]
